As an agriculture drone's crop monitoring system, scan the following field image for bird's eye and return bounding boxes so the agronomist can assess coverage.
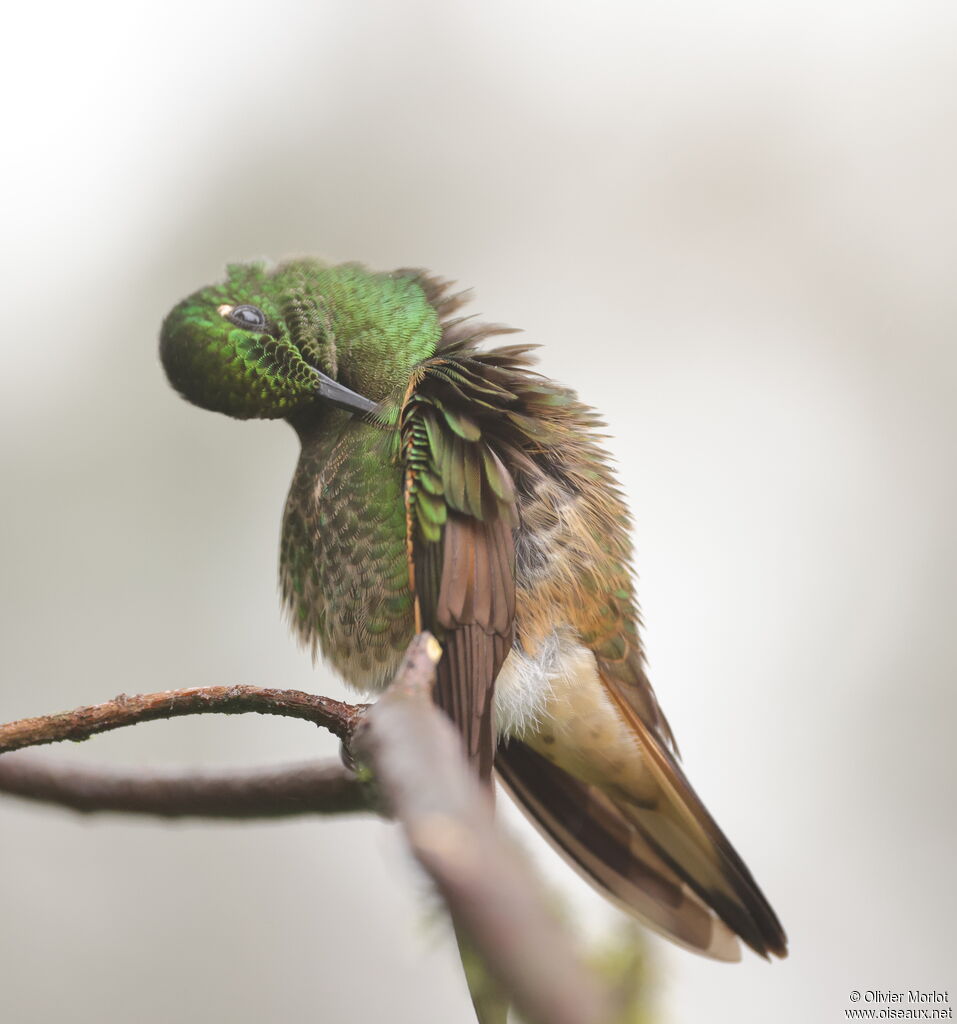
[218,303,268,332]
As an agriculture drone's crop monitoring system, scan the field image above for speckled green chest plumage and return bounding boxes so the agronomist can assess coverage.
[280,410,414,688]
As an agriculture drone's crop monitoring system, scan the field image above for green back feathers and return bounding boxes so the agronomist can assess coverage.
[295,263,442,400]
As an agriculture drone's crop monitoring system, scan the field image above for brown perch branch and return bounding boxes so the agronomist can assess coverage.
[0,685,362,753]
[0,755,369,818]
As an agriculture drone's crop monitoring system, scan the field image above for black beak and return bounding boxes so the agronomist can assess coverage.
[314,370,378,415]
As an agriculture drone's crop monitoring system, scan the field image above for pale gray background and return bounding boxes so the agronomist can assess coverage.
[1,2,954,1022]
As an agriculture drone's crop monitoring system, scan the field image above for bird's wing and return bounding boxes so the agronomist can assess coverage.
[504,422,786,957]
[542,468,787,958]
[495,739,742,959]
[399,358,519,778]
[592,647,788,958]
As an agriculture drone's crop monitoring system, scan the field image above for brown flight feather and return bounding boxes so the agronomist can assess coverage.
[496,741,742,961]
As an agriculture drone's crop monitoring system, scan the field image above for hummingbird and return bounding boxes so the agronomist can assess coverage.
[160,259,787,962]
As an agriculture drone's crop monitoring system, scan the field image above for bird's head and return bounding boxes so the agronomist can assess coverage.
[159,260,442,421]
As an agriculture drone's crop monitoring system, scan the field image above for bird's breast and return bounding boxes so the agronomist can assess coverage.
[281,422,416,689]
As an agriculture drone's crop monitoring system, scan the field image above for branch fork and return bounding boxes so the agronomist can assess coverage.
[0,633,615,1024]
